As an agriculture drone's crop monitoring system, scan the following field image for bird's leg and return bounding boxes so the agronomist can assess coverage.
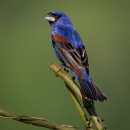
[64,68,69,73]
[72,76,75,81]
[66,70,69,73]
[64,68,67,71]
[62,64,69,73]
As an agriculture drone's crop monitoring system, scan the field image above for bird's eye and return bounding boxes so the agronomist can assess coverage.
[53,14,61,19]
[57,14,61,18]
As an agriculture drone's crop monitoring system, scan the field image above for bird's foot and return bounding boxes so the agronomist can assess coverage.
[64,68,69,73]
[72,76,75,81]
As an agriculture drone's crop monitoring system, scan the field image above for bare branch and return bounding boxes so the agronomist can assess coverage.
[0,108,78,130]
[0,63,106,130]
[49,63,106,130]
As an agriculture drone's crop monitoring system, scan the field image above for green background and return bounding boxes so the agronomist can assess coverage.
[0,1,130,130]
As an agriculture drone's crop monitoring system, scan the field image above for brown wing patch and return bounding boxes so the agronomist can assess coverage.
[52,33,69,44]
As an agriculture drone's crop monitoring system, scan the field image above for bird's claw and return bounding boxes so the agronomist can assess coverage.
[72,76,75,81]
[64,68,69,73]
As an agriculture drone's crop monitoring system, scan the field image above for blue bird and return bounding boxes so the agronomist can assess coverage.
[44,11,107,102]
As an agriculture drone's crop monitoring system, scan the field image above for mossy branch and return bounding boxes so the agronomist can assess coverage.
[49,63,106,130]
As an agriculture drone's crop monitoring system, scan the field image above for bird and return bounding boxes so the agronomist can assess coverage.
[44,11,107,102]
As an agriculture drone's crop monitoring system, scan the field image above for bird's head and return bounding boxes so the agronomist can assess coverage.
[44,11,73,27]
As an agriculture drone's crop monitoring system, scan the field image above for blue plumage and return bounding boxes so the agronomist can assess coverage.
[44,11,107,101]
[52,25,82,47]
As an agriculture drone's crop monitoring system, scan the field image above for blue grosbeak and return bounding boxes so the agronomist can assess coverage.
[44,11,107,102]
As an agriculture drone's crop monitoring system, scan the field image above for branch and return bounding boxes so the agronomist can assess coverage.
[64,82,90,127]
[0,63,106,130]
[49,63,106,130]
[0,108,78,130]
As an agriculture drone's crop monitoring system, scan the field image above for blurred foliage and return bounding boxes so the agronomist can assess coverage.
[0,1,130,130]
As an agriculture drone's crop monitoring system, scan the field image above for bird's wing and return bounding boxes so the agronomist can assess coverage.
[51,33,89,78]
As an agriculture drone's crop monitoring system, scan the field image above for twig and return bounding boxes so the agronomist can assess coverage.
[49,63,106,130]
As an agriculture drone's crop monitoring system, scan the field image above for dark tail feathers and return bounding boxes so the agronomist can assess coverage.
[78,79,107,102]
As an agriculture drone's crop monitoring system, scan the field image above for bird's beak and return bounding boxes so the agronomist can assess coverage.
[44,14,55,22]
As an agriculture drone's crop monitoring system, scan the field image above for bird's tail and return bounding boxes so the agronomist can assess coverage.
[78,78,107,102]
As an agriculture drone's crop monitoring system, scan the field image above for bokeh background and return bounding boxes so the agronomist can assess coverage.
[0,1,130,130]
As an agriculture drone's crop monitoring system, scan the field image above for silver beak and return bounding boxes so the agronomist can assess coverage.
[44,15,55,22]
